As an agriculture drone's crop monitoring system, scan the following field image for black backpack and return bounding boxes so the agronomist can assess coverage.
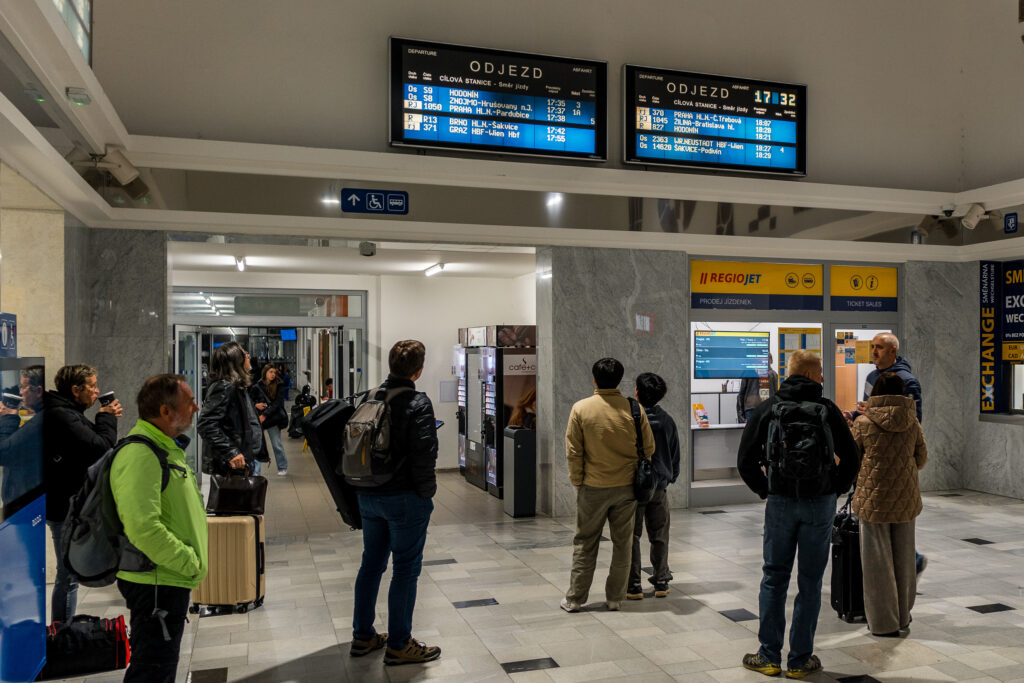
[765,399,835,497]
[61,435,187,587]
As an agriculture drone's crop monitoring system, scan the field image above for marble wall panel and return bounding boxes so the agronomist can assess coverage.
[65,226,168,428]
[536,247,689,518]
[902,261,974,491]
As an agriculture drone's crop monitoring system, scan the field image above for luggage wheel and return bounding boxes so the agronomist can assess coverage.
[188,604,199,614]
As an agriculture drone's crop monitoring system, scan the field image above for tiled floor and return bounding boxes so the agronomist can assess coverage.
[51,436,1024,682]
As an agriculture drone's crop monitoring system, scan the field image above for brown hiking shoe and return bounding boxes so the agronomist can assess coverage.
[350,632,387,657]
[383,638,441,666]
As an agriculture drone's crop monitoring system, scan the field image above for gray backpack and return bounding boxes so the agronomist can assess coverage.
[61,435,186,587]
[339,385,412,487]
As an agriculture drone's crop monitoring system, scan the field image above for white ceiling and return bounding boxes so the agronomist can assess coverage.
[168,240,537,279]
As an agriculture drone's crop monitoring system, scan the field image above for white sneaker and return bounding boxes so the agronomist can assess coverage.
[560,598,580,613]
[277,469,288,476]
[606,601,620,611]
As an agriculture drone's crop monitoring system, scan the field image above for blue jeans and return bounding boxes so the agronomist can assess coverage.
[757,493,836,668]
[353,492,433,650]
[266,426,288,471]
[47,520,78,623]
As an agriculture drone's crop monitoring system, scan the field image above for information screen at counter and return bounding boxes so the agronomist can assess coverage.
[390,38,607,160]
[694,330,771,378]
[624,65,805,176]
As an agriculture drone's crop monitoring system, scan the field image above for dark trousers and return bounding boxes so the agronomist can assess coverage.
[628,488,673,587]
[117,580,191,683]
[353,492,434,650]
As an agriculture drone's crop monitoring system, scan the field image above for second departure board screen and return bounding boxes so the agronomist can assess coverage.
[390,38,607,161]
[694,330,771,379]
[624,65,805,176]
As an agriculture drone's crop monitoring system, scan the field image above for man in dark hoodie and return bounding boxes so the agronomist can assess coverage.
[44,364,123,623]
[626,373,680,600]
[737,350,859,679]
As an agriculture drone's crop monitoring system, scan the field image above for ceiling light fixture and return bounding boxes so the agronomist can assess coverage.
[424,263,444,277]
[546,192,564,209]
[321,197,341,205]
[65,87,92,106]
[236,257,246,271]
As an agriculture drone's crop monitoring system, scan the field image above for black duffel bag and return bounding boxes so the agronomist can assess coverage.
[37,615,130,680]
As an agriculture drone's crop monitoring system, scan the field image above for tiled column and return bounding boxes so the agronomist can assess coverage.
[536,246,689,518]
[65,226,168,428]
[0,162,65,377]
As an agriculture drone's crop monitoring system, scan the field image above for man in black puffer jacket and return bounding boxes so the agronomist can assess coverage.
[736,351,859,679]
[44,364,123,623]
[350,340,441,667]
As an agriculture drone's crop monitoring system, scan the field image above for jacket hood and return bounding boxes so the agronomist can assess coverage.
[864,394,916,432]
[775,375,823,401]
[881,356,913,374]
[44,389,85,413]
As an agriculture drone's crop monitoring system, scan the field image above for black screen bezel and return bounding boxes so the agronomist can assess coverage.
[389,37,608,162]
[623,64,806,177]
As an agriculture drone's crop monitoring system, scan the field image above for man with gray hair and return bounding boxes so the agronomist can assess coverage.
[846,333,922,423]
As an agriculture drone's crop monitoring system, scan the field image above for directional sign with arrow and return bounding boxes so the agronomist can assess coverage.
[340,188,409,215]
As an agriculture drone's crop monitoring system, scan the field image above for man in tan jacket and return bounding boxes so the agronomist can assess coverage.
[562,358,654,613]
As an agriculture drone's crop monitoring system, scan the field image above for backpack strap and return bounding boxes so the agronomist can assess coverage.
[114,435,186,491]
[627,398,645,461]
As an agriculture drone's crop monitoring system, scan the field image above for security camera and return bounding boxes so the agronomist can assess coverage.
[941,205,955,218]
[961,203,987,231]
[359,241,376,257]
[102,146,140,185]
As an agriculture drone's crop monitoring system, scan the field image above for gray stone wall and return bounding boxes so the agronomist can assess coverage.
[65,226,168,429]
[536,247,689,518]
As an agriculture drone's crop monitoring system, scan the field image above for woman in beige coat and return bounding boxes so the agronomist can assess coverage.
[851,372,927,637]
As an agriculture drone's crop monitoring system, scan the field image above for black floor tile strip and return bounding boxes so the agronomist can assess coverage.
[962,537,994,545]
[837,676,882,683]
[453,597,499,608]
[501,657,559,674]
[700,510,727,515]
[190,668,229,683]
[967,603,1015,614]
[423,558,458,566]
[719,608,758,622]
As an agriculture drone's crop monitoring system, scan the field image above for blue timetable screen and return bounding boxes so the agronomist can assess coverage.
[391,38,606,160]
[625,66,805,176]
[694,331,771,379]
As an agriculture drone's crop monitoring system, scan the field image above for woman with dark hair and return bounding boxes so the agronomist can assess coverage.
[250,364,289,475]
[851,371,928,637]
[197,341,263,476]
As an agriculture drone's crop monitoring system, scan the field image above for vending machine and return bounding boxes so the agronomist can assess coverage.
[480,326,537,499]
[452,338,467,475]
[463,325,489,490]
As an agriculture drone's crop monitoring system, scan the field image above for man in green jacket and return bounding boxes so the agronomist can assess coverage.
[110,374,207,683]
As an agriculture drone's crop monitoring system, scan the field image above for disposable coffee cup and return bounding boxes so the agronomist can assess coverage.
[99,391,116,407]
[2,392,22,408]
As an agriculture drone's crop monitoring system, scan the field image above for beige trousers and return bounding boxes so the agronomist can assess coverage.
[566,484,637,604]
[860,519,917,634]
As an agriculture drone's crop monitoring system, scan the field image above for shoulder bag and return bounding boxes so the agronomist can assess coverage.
[629,398,656,504]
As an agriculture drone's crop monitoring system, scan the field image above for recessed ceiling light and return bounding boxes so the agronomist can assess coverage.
[321,197,341,205]
[236,257,246,271]
[424,263,444,277]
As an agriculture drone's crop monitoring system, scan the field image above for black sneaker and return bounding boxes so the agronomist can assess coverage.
[653,582,670,597]
[383,638,441,666]
[626,585,644,600]
[785,654,822,679]
[742,652,782,676]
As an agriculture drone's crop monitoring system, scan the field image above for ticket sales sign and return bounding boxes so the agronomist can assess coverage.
[690,260,823,310]
[829,265,898,312]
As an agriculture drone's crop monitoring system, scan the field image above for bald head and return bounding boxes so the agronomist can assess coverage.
[870,333,899,370]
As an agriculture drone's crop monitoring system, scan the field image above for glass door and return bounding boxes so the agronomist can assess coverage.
[173,324,202,476]
[829,324,895,413]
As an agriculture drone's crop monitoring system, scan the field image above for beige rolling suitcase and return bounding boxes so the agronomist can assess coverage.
[190,514,266,614]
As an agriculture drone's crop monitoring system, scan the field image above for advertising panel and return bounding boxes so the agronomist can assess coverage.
[829,265,898,312]
[690,260,823,310]
[980,261,1005,413]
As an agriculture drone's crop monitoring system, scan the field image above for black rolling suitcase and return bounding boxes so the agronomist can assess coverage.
[301,398,362,529]
[831,493,865,622]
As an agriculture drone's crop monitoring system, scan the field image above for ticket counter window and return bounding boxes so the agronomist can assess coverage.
[832,328,892,413]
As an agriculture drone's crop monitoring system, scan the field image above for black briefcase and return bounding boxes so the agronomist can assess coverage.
[302,399,362,530]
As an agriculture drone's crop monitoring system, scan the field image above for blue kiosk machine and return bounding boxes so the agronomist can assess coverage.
[0,312,46,682]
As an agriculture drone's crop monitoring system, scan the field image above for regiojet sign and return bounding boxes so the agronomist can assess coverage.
[690,260,823,311]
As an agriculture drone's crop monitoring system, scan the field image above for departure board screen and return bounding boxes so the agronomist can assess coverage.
[693,330,771,379]
[624,65,805,176]
[390,38,607,161]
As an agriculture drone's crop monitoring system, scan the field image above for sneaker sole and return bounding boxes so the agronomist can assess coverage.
[626,594,643,600]
[785,668,821,679]
[743,663,783,676]
[384,652,441,666]
[654,590,669,597]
